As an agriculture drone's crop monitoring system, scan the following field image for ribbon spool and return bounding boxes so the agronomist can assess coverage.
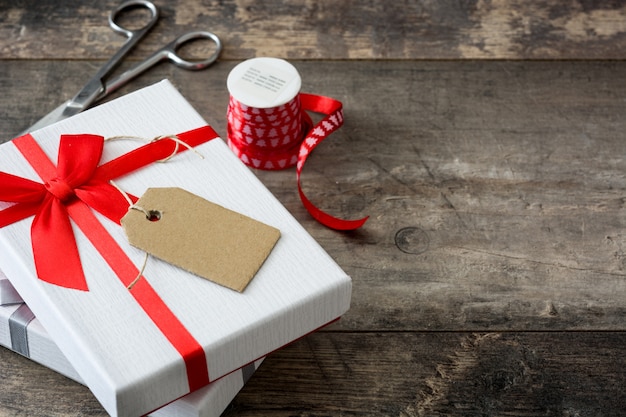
[226,57,368,230]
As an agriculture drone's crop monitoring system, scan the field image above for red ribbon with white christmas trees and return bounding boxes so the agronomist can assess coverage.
[227,91,369,231]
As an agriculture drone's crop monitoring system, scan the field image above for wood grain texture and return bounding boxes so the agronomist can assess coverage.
[0,347,104,416]
[227,332,626,417]
[2,0,626,415]
[1,0,626,60]
[2,332,626,416]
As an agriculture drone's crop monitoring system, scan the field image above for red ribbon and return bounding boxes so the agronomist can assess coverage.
[1,134,133,290]
[0,126,217,391]
[227,93,369,231]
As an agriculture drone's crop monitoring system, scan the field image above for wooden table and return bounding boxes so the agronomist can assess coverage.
[1,1,626,415]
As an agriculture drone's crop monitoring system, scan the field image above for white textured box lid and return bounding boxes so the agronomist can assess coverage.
[0,80,351,417]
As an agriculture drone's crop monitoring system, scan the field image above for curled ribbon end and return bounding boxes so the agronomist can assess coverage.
[331,215,369,231]
[315,214,369,231]
[299,187,369,231]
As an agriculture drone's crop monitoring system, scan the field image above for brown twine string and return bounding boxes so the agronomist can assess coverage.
[109,179,150,290]
[104,134,203,290]
[104,134,205,162]
[126,253,149,290]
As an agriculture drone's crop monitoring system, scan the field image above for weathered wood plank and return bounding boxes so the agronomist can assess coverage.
[227,332,626,416]
[2,60,626,332]
[2,332,625,416]
[1,0,625,60]
[0,346,106,416]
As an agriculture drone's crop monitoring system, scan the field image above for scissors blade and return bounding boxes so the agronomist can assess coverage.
[21,99,87,135]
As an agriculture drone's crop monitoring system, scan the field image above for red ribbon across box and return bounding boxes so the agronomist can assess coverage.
[0,125,218,391]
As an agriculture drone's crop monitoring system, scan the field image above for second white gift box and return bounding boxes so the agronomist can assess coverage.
[0,80,352,417]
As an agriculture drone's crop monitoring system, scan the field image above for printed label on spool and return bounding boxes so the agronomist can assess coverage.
[227,57,301,108]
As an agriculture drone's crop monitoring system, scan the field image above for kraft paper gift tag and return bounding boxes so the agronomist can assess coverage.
[121,187,280,292]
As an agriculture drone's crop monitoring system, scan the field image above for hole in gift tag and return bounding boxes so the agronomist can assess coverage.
[121,187,281,292]
[147,210,161,222]
[129,204,163,222]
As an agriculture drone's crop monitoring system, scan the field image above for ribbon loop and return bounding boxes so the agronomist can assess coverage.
[9,134,125,290]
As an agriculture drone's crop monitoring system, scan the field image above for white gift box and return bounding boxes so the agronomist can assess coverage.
[0,80,352,417]
[0,272,262,417]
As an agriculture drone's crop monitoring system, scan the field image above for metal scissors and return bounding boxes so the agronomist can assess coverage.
[25,0,222,133]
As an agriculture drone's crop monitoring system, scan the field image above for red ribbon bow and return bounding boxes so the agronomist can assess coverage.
[0,127,215,291]
[0,134,133,290]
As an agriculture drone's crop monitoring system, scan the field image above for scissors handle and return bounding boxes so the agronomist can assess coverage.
[161,31,223,70]
[109,0,159,39]
[103,31,223,96]
[66,0,159,114]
